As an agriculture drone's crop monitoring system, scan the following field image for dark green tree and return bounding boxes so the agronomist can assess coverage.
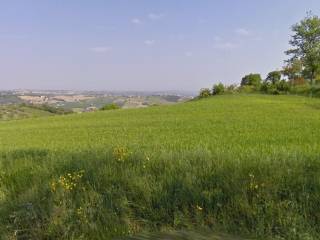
[286,13,320,91]
[266,71,282,84]
[241,74,262,88]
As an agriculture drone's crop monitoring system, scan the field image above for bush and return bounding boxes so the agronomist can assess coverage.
[225,84,238,93]
[261,80,290,95]
[260,82,270,93]
[289,84,312,95]
[241,74,262,89]
[276,80,290,92]
[212,83,225,95]
[199,88,211,98]
[238,85,257,93]
[100,103,120,111]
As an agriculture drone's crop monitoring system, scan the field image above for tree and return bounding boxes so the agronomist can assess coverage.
[283,58,303,82]
[266,71,282,84]
[286,13,320,91]
[212,83,225,95]
[199,88,211,98]
[241,73,262,88]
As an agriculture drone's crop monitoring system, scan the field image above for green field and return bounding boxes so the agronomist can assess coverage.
[1,94,320,239]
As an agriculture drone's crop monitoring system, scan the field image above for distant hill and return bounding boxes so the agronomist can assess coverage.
[0,90,194,112]
[0,104,72,121]
[0,104,54,121]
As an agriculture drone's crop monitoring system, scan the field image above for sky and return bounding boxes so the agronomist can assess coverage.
[1,0,320,91]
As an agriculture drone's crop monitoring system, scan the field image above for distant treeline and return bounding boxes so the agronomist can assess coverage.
[199,13,320,99]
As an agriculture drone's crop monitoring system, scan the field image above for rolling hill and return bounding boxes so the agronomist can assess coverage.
[0,94,320,239]
[0,104,55,121]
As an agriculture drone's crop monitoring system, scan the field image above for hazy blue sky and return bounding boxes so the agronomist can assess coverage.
[1,0,320,91]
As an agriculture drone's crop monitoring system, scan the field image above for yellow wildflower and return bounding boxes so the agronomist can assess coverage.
[196,205,203,211]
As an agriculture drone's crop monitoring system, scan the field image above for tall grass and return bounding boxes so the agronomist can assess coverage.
[1,95,320,239]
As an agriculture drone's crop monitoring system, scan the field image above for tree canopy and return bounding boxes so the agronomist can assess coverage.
[286,13,320,86]
[266,71,282,84]
[241,74,262,87]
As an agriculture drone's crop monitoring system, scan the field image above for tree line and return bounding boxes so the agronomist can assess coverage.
[199,13,320,98]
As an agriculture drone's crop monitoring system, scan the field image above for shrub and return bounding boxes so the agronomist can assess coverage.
[261,80,290,95]
[239,85,257,93]
[100,103,120,111]
[276,80,290,92]
[225,84,238,93]
[260,82,270,93]
[198,88,211,98]
[212,83,225,95]
[289,84,312,95]
[313,86,320,97]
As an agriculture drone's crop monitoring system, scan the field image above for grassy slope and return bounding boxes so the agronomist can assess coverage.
[1,94,319,153]
[0,94,320,239]
[0,105,54,121]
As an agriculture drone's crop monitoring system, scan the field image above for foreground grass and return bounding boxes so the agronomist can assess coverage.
[121,230,250,239]
[0,94,320,239]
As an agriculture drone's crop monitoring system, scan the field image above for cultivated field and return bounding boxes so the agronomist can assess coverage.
[0,94,320,239]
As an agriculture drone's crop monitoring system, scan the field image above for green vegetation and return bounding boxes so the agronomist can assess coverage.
[0,104,72,121]
[100,103,121,111]
[0,95,22,105]
[0,104,54,121]
[198,13,320,99]
[123,231,249,240]
[285,13,320,89]
[22,103,73,115]
[199,88,212,98]
[1,95,320,239]
[1,12,320,240]
[212,83,225,95]
[240,74,262,89]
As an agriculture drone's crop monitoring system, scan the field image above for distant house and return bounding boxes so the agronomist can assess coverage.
[84,106,98,112]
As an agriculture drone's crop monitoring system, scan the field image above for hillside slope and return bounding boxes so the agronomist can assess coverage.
[1,94,320,240]
[0,104,54,121]
[0,94,319,154]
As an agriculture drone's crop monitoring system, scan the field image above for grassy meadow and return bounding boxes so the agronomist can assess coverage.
[1,94,320,239]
